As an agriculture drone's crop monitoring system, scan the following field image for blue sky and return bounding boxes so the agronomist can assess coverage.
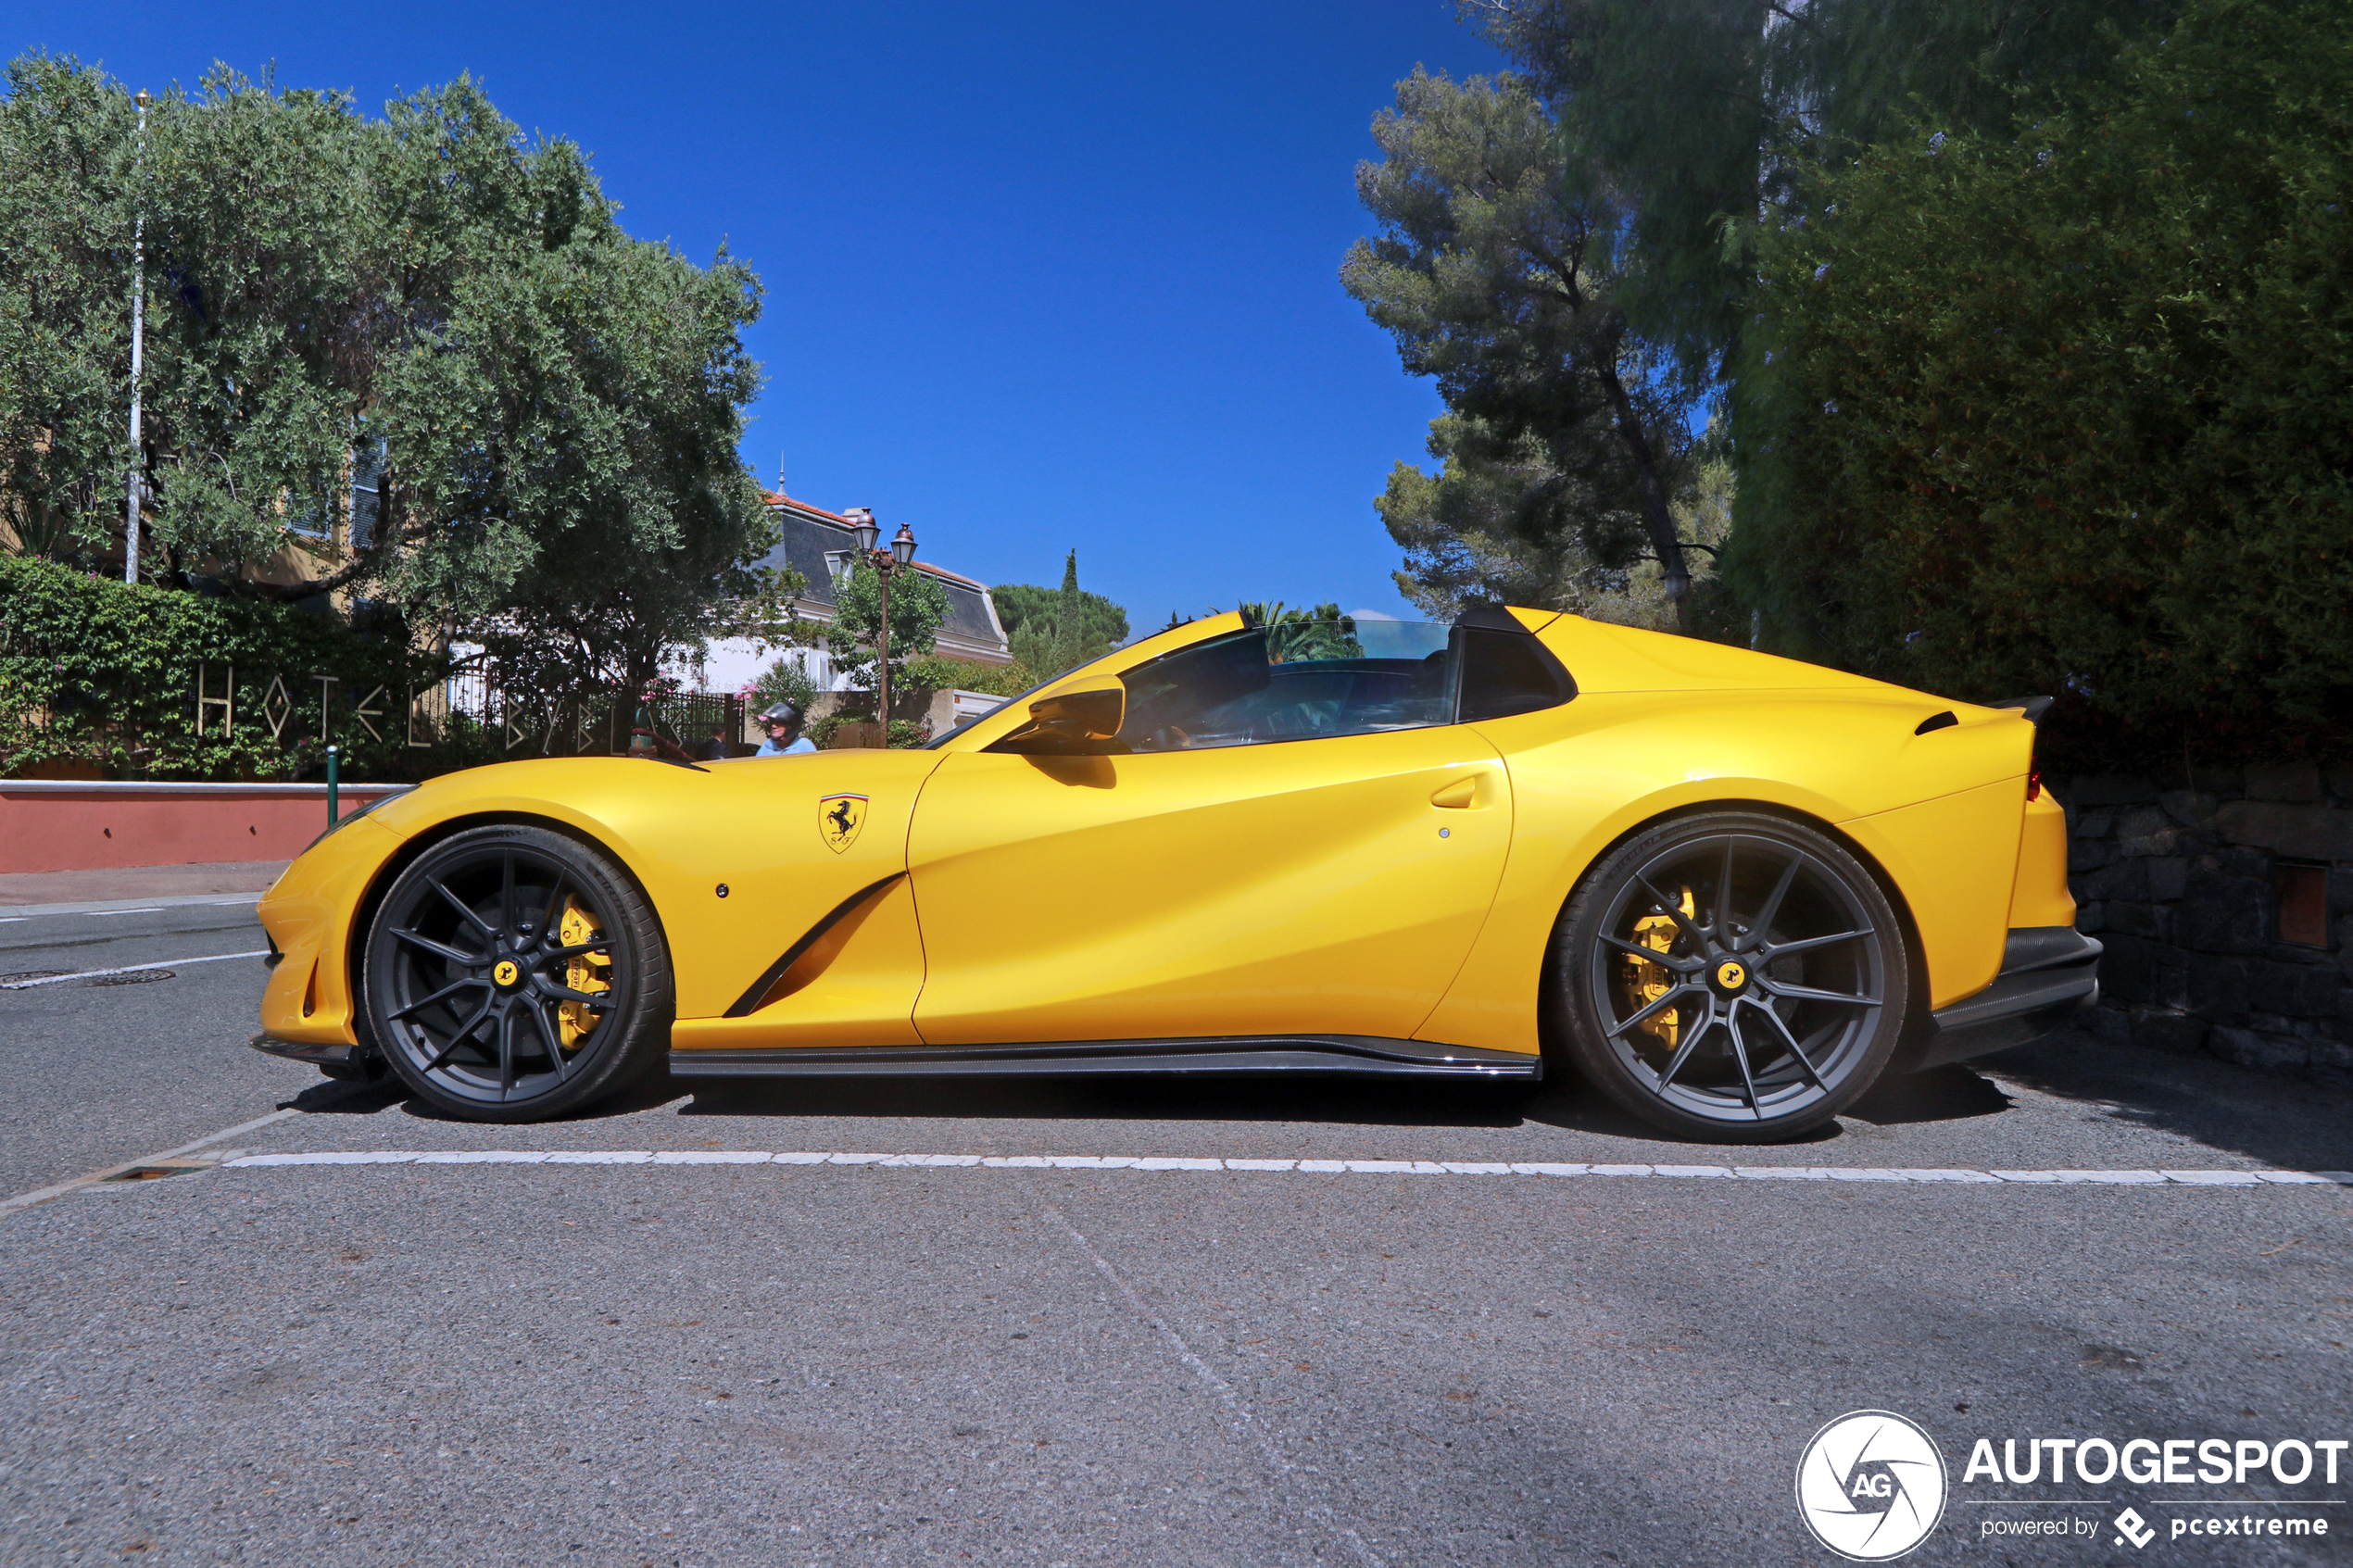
[16,1,1509,631]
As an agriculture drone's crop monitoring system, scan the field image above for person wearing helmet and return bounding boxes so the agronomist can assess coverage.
[754,701,816,756]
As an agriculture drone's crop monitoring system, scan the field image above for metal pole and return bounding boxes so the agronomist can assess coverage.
[326,744,340,826]
[875,558,890,746]
[124,91,149,584]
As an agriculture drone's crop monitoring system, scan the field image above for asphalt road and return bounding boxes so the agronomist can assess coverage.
[2,903,2349,1567]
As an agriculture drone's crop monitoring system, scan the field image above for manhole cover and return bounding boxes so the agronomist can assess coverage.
[99,1159,215,1184]
[0,971,68,985]
[88,969,172,986]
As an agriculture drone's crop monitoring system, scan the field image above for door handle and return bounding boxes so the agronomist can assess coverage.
[1430,776,1481,809]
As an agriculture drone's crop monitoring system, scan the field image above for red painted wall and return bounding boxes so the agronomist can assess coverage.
[0,784,409,874]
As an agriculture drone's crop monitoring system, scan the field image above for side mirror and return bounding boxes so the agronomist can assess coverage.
[1028,673,1125,739]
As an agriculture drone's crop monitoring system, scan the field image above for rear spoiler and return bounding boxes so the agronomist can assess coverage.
[1989,696,2054,723]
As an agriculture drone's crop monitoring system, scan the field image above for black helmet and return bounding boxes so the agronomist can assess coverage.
[760,701,803,728]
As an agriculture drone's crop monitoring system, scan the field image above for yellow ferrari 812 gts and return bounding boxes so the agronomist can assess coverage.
[253,607,2096,1142]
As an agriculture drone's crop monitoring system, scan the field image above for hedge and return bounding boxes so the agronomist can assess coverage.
[1727,0,2353,768]
[0,557,455,780]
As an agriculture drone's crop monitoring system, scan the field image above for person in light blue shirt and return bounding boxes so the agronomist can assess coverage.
[753,701,817,757]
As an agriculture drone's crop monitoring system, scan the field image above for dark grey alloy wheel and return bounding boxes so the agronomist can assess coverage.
[362,824,673,1123]
[1554,811,1911,1142]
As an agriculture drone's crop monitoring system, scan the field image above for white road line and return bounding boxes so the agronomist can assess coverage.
[0,949,269,989]
[1046,1207,1382,1568]
[0,1106,311,1217]
[212,1150,2353,1185]
[87,907,168,917]
[0,891,267,921]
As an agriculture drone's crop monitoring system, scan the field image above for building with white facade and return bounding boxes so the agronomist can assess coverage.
[683,492,1013,717]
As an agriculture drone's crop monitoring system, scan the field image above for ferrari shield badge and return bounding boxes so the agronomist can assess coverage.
[818,793,868,854]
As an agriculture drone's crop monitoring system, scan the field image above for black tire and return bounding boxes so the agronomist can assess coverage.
[360,824,673,1123]
[1551,811,1910,1143]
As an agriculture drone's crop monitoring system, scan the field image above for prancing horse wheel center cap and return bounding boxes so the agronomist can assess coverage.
[1711,958,1749,995]
[492,959,522,989]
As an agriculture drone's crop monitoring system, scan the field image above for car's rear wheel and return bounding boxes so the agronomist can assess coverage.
[1552,811,1909,1143]
[361,824,672,1123]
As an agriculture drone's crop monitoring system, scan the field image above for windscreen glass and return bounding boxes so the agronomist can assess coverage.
[1117,620,1456,752]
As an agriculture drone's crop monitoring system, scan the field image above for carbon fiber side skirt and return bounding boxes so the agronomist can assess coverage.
[667,1035,1541,1081]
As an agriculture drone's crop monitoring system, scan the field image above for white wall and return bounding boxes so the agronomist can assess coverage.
[674,639,839,696]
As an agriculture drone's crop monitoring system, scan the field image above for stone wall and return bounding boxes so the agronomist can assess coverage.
[2059,764,2353,1088]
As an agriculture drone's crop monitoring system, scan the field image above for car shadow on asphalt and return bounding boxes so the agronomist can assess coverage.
[274,1071,1542,1133]
[1972,1026,2353,1173]
[1843,1065,2016,1126]
[276,1072,688,1125]
[271,1059,2013,1144]
[674,1068,2020,1146]
[672,1074,1536,1129]
[266,1026,2353,1173]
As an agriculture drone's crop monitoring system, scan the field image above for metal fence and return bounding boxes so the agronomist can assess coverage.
[426,665,750,759]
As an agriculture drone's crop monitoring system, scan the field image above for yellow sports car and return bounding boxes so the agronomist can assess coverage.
[252,606,2096,1142]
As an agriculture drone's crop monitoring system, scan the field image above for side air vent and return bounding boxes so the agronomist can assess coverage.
[1914,710,1958,735]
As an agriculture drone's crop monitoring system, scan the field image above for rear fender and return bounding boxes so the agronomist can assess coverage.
[1416,693,2033,1053]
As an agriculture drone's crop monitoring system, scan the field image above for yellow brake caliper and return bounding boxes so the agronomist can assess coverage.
[557,897,611,1049]
[1620,885,1696,1051]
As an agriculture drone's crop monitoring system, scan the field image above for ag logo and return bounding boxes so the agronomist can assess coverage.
[818,793,869,854]
[1715,959,1748,990]
[1795,1411,1947,1561]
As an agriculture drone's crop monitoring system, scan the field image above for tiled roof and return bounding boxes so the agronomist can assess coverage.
[762,493,988,590]
[761,491,853,524]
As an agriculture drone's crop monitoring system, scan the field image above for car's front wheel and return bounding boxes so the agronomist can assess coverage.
[361,824,673,1122]
[1551,811,1910,1143]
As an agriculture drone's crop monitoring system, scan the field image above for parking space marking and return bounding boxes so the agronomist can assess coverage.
[1,1110,307,1216]
[0,950,269,989]
[1045,1206,1382,1567]
[215,1150,2353,1185]
[0,892,267,921]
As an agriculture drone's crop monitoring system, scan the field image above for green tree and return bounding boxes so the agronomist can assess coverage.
[744,655,817,716]
[421,224,779,697]
[0,57,775,702]
[1378,413,1731,627]
[903,654,1032,699]
[1001,550,1126,680]
[1724,0,2353,760]
[1342,69,1703,624]
[1238,602,1362,662]
[1378,416,1581,616]
[995,553,1126,642]
[1461,0,2175,384]
[829,560,950,727]
[0,54,140,558]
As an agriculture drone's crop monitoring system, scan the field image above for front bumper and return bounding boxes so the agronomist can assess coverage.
[250,1033,384,1081]
[1915,926,2102,1069]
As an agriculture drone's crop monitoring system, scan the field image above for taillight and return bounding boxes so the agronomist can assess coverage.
[2026,769,2042,802]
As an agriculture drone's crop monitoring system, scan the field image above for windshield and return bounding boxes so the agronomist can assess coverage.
[1117,621,1455,751]
[930,613,1466,751]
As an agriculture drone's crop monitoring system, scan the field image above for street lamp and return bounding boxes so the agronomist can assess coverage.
[843,510,917,745]
[124,88,151,585]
